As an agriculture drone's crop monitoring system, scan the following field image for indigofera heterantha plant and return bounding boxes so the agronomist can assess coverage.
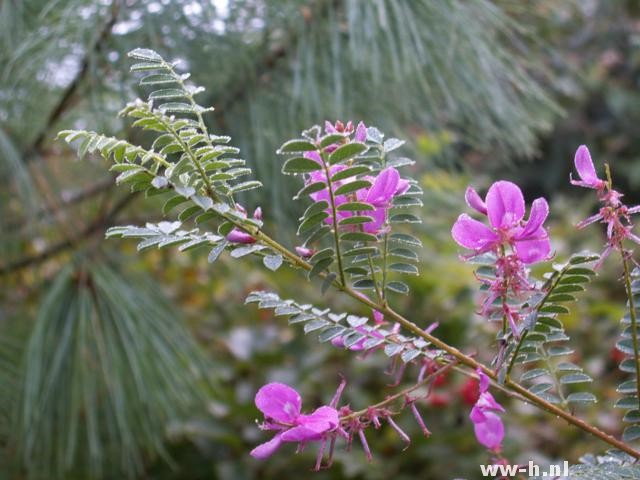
[56,48,640,473]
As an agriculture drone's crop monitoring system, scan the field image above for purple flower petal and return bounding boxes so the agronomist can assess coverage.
[250,433,284,459]
[469,405,486,423]
[451,214,499,252]
[295,246,315,258]
[255,383,301,424]
[362,206,386,234]
[514,233,551,264]
[518,197,549,239]
[465,186,488,215]
[304,151,322,164]
[477,369,490,393]
[354,122,367,143]
[227,228,256,244]
[330,336,346,349]
[325,121,337,134]
[472,411,504,451]
[485,181,525,229]
[571,145,604,189]
[280,406,338,442]
[576,212,603,230]
[476,392,505,413]
[395,178,410,196]
[366,167,400,207]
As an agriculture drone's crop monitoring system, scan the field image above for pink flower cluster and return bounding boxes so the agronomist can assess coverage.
[451,181,551,336]
[452,181,551,265]
[571,145,640,266]
[250,383,339,460]
[301,121,409,237]
[305,165,409,234]
[250,378,432,470]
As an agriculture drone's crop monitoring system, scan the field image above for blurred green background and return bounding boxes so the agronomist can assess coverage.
[2,1,640,478]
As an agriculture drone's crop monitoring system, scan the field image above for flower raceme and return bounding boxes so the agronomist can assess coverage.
[452,181,551,337]
[570,145,640,266]
[325,120,367,146]
[250,383,339,459]
[300,121,409,236]
[305,164,408,235]
[451,181,551,264]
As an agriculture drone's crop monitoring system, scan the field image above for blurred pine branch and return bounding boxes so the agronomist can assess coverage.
[12,260,214,479]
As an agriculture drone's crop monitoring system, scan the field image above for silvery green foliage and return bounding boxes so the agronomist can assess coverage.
[615,267,640,442]
[245,291,432,363]
[509,252,599,408]
[280,125,422,295]
[530,451,640,480]
[58,49,281,267]
[58,49,422,290]
[15,262,212,479]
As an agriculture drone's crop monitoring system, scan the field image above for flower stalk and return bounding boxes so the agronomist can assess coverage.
[621,247,640,401]
[253,230,640,458]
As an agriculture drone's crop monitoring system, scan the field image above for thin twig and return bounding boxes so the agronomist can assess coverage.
[621,246,640,400]
[25,0,121,159]
[0,194,135,276]
[340,363,454,421]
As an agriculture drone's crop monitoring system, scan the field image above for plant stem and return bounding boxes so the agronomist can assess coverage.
[164,60,236,208]
[152,113,222,204]
[505,263,567,380]
[366,252,383,303]
[150,127,640,458]
[380,232,389,302]
[341,363,453,421]
[621,246,640,401]
[542,346,568,408]
[252,230,640,458]
[321,156,346,286]
[505,330,527,379]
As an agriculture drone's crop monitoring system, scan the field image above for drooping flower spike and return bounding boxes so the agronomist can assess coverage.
[469,369,505,452]
[451,181,551,265]
[304,164,408,235]
[250,383,339,459]
[570,145,640,267]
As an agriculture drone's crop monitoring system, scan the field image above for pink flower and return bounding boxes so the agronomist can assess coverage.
[322,120,367,152]
[470,370,505,452]
[570,145,640,267]
[295,246,315,258]
[354,121,367,143]
[356,167,410,234]
[451,181,551,264]
[570,145,606,190]
[303,164,408,235]
[226,206,262,244]
[226,229,256,244]
[324,120,366,141]
[250,383,339,459]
